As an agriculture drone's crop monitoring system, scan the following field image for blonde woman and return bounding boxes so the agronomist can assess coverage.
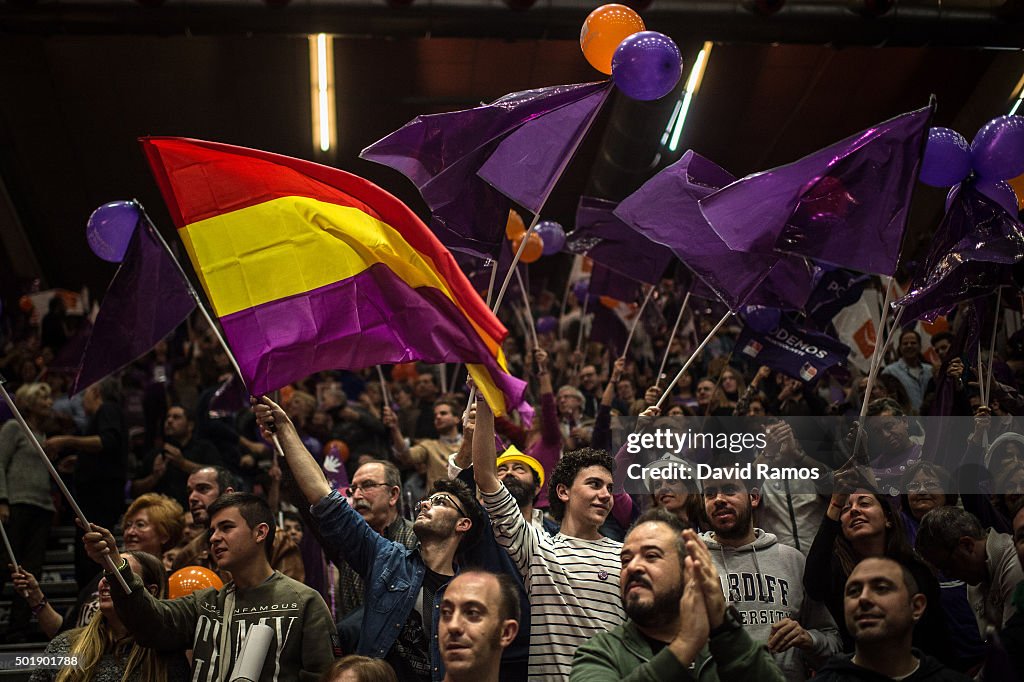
[1,382,57,642]
[29,550,189,682]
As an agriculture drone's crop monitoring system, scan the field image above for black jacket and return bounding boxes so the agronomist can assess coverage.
[814,652,972,681]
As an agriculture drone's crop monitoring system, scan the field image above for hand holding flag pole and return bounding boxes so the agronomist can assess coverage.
[0,374,131,594]
[134,201,288,463]
[0,521,23,597]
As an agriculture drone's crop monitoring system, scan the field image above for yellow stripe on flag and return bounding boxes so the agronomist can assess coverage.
[180,194,508,365]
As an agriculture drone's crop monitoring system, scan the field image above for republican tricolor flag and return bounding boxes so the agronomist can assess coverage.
[140,137,525,415]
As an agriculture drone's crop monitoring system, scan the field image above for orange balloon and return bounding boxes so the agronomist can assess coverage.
[580,4,645,75]
[505,210,526,240]
[391,362,418,382]
[168,566,223,599]
[512,232,544,263]
[324,439,350,463]
[599,295,620,309]
[1008,173,1024,210]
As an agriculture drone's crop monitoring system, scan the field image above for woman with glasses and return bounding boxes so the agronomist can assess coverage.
[804,471,953,667]
[896,462,985,673]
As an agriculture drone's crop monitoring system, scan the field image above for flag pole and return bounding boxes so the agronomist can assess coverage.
[375,366,392,408]
[655,311,732,410]
[134,201,288,461]
[557,274,574,341]
[621,285,656,362]
[0,520,20,574]
[984,286,1003,407]
[857,277,899,419]
[515,269,539,349]
[0,375,131,594]
[656,291,691,387]
[490,86,612,315]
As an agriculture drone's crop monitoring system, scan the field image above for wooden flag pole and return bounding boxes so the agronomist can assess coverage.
[655,311,732,410]
[656,291,691,387]
[621,285,656,362]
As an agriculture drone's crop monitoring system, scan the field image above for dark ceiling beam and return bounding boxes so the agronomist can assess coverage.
[2,0,1022,47]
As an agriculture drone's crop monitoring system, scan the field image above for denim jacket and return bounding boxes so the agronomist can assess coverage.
[312,490,446,678]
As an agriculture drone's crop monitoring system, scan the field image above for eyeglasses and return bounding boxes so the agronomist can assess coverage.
[415,494,468,519]
[906,480,941,493]
[346,482,391,496]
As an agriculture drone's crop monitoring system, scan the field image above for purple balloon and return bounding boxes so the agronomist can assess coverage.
[535,220,566,256]
[572,278,597,305]
[971,115,1024,181]
[919,127,972,187]
[536,315,558,335]
[976,178,1020,216]
[611,31,683,102]
[87,201,140,263]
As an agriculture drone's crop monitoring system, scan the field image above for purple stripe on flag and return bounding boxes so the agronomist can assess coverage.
[219,263,527,405]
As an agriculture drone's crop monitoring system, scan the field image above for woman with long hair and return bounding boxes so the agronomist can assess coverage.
[29,551,189,682]
[804,477,953,665]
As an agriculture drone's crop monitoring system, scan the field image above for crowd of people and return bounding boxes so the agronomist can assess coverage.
[1,279,1023,681]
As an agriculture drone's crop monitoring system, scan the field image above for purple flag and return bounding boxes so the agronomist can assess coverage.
[360,81,609,258]
[615,150,814,311]
[699,106,932,275]
[805,265,871,329]
[71,223,195,394]
[895,187,1024,323]
[588,262,641,302]
[735,317,850,384]
[478,87,609,213]
[569,196,674,286]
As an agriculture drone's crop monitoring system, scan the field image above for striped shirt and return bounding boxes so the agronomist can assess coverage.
[481,484,625,681]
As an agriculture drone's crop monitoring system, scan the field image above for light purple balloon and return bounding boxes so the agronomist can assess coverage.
[971,115,1024,181]
[976,178,1020,216]
[611,31,683,102]
[87,201,140,263]
[536,315,558,335]
[919,127,971,187]
[535,220,566,256]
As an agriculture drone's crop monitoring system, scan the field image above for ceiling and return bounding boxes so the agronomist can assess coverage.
[0,2,1022,304]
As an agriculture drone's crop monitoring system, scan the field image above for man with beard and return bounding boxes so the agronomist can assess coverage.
[439,571,520,682]
[814,558,969,681]
[131,405,223,508]
[171,466,304,581]
[701,477,840,681]
[449,438,556,534]
[571,509,784,681]
[863,399,922,494]
[254,396,529,682]
[387,398,464,493]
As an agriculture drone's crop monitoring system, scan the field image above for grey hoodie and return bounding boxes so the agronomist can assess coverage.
[701,529,841,682]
